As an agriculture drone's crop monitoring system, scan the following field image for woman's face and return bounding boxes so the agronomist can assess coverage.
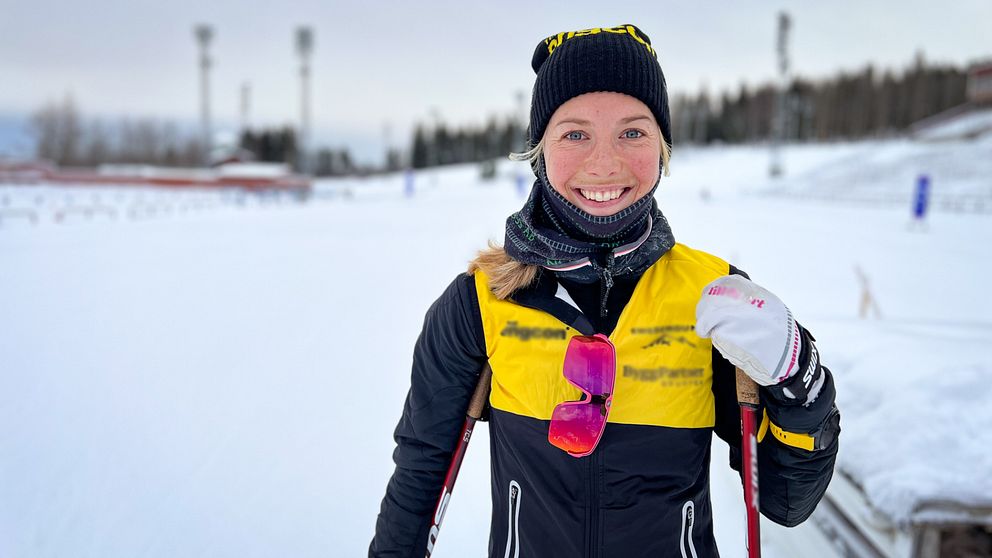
[543,92,662,217]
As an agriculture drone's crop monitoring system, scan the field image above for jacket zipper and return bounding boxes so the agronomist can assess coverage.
[680,500,698,558]
[504,480,521,558]
[586,451,601,558]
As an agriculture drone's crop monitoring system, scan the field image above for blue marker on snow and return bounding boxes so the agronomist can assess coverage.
[405,169,415,198]
[912,174,930,220]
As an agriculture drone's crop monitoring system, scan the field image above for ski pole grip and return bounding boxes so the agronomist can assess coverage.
[466,364,493,420]
[735,367,760,407]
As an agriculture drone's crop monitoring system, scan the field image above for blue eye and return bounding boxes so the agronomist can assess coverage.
[623,129,644,139]
[565,131,584,141]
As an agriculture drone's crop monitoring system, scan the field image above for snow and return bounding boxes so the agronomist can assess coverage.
[1,137,990,557]
[830,321,992,525]
[755,134,992,207]
[914,107,992,142]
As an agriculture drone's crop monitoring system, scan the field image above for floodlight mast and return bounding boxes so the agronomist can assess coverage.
[770,12,791,178]
[296,27,314,174]
[194,24,214,166]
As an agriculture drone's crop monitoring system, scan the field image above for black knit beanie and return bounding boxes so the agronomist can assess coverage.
[528,24,671,149]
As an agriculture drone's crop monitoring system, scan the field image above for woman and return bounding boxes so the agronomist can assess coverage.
[370,24,839,558]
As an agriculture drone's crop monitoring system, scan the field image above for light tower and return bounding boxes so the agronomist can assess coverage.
[296,27,314,174]
[194,24,214,166]
[770,12,791,177]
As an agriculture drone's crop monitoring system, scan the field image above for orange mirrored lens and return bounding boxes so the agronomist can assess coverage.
[548,401,606,456]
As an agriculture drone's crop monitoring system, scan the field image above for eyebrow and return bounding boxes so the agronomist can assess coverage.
[552,115,654,127]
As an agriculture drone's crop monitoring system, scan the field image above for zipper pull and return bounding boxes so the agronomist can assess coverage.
[598,254,615,318]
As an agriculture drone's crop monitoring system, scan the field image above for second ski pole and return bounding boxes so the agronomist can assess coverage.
[737,367,761,558]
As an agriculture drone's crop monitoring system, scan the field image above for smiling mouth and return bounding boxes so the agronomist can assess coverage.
[575,187,632,203]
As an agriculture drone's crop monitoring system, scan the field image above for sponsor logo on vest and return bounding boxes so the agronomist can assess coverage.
[623,365,704,386]
[642,333,698,350]
[500,321,566,341]
[631,325,695,335]
[630,325,699,349]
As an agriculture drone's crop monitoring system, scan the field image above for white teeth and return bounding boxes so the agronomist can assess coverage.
[580,188,624,202]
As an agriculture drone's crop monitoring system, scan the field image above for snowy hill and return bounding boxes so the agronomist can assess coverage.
[1,137,990,557]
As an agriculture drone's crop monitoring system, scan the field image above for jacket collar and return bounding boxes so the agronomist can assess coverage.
[509,270,596,336]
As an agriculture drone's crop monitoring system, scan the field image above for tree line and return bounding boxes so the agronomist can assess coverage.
[406,53,972,168]
[672,52,969,144]
[29,52,975,172]
[28,98,361,176]
[409,117,525,169]
[30,96,204,167]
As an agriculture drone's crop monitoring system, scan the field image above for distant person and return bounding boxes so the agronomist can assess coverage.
[370,24,840,557]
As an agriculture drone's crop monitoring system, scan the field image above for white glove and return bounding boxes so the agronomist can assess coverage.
[695,275,803,387]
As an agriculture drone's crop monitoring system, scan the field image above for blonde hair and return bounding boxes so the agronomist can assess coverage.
[467,241,540,300]
[508,137,546,166]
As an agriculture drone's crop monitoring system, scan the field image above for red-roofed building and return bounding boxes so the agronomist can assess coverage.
[968,60,992,104]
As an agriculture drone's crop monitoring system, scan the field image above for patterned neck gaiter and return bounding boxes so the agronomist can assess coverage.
[504,158,676,316]
[535,157,659,244]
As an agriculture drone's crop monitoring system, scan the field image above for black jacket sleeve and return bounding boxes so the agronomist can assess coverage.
[711,268,841,528]
[369,273,488,558]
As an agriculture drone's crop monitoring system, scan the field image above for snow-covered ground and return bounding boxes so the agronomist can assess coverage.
[1,135,990,557]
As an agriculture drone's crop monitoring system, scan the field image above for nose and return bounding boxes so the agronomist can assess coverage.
[584,139,622,177]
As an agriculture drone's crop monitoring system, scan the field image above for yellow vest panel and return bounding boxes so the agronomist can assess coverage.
[475,243,730,429]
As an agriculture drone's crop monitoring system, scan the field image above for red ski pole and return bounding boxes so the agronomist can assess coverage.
[425,363,493,558]
[736,367,761,558]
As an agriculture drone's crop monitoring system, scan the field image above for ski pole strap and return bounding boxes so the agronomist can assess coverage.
[757,409,831,452]
[736,367,827,452]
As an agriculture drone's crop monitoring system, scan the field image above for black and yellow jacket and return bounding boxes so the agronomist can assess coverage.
[370,243,840,558]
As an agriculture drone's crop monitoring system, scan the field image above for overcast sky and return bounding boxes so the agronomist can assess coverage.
[2,0,990,161]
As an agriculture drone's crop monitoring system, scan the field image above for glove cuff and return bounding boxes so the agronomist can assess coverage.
[764,325,823,406]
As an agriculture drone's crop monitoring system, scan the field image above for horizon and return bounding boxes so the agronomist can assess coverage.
[3,0,990,163]
[2,47,982,165]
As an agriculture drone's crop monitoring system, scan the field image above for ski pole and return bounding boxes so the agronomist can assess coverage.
[425,363,493,558]
[736,367,761,558]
